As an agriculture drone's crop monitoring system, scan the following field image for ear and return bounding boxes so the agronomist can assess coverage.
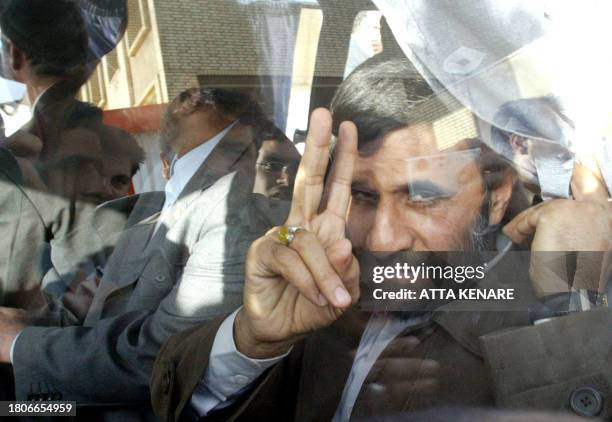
[6,40,25,74]
[509,134,528,154]
[160,153,171,180]
[487,172,515,226]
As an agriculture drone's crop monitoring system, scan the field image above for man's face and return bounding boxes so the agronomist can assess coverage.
[347,124,490,253]
[101,156,132,201]
[254,139,300,200]
[158,113,180,152]
[46,127,105,202]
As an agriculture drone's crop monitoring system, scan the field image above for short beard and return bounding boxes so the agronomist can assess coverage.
[465,188,498,252]
[466,212,493,252]
[362,191,500,320]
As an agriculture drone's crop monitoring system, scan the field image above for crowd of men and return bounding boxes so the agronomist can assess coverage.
[0,1,609,421]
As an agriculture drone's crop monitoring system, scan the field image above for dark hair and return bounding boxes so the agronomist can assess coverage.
[259,120,290,143]
[0,0,88,77]
[58,102,144,175]
[490,95,572,157]
[167,87,264,124]
[463,137,529,225]
[62,102,104,130]
[100,126,145,176]
[330,56,453,147]
[160,87,265,152]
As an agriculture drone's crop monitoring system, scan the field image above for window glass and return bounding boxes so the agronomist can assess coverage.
[0,1,609,420]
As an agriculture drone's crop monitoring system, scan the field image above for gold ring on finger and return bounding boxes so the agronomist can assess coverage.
[278,226,303,246]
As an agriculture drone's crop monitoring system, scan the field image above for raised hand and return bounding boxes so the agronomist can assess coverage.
[235,108,360,359]
[503,161,611,297]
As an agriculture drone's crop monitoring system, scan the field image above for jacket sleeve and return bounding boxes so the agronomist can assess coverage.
[151,316,304,422]
[480,307,612,419]
[10,184,263,405]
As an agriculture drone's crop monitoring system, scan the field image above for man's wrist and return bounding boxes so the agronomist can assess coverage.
[233,309,294,359]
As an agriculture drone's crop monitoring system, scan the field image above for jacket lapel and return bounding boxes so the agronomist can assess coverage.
[174,123,257,208]
[144,123,257,249]
[83,195,164,325]
[86,123,257,322]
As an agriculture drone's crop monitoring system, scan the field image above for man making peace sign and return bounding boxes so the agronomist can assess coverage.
[151,58,611,421]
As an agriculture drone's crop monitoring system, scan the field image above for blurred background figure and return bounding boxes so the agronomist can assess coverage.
[344,11,383,77]
[0,0,89,163]
[41,102,104,203]
[99,125,144,201]
[254,121,300,200]
[0,0,131,313]
[489,96,574,200]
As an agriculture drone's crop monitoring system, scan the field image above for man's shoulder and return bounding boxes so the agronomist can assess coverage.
[98,191,165,216]
[0,147,23,184]
[94,191,165,234]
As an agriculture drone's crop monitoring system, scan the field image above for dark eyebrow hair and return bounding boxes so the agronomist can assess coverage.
[351,179,452,199]
[260,153,289,162]
[404,180,451,197]
[351,179,376,193]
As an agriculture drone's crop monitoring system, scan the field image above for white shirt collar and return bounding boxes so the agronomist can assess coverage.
[163,121,237,208]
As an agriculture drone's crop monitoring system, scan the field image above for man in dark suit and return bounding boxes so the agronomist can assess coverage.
[150,59,611,421]
[0,87,289,420]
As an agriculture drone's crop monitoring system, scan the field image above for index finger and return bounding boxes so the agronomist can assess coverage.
[287,108,333,226]
[502,200,549,244]
[322,121,358,218]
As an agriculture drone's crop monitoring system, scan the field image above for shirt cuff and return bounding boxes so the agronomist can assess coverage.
[10,330,23,364]
[204,307,291,400]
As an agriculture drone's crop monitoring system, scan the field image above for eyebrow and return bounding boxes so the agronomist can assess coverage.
[351,179,451,197]
[260,154,289,162]
[404,180,451,197]
[351,180,376,193]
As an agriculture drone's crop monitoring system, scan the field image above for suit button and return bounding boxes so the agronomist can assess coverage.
[570,387,603,417]
[156,275,166,282]
[232,374,249,385]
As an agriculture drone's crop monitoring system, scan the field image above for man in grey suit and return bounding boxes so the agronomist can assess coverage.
[0,87,287,418]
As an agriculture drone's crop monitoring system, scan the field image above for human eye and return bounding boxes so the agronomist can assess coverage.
[259,161,284,173]
[351,188,378,205]
[407,182,451,206]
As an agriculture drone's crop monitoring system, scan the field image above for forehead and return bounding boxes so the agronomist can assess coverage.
[354,124,481,188]
[357,123,439,160]
[103,156,131,175]
[58,127,102,157]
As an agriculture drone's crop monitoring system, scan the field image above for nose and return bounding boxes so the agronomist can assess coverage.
[276,168,290,187]
[365,199,416,252]
[101,176,117,197]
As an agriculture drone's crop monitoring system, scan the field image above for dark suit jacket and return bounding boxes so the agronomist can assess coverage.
[151,258,612,421]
